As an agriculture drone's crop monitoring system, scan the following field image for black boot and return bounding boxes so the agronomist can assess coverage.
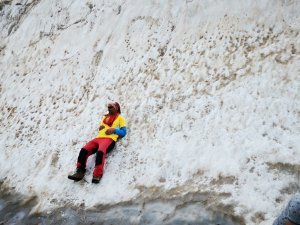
[68,168,85,181]
[92,175,102,184]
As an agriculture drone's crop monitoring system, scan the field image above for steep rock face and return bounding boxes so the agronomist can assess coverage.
[0,0,300,224]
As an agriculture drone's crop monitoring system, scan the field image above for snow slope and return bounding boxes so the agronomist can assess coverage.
[0,0,300,224]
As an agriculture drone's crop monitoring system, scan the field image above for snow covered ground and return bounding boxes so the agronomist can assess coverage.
[0,0,300,224]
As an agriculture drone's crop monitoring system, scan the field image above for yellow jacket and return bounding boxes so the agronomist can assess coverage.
[96,115,127,142]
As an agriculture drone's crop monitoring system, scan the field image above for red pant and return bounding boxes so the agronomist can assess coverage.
[77,138,115,177]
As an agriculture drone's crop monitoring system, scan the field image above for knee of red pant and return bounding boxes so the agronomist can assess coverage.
[95,151,105,165]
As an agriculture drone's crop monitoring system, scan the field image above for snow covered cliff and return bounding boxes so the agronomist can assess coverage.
[0,0,300,224]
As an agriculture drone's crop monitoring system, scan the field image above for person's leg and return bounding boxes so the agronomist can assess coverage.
[76,139,99,171]
[68,139,98,181]
[92,138,115,183]
[106,141,116,154]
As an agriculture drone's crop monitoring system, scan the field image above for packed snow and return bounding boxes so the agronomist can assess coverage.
[0,0,300,224]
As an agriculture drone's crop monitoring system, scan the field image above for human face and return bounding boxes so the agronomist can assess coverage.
[108,105,117,115]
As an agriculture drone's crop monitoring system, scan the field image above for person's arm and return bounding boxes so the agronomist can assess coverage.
[106,116,127,136]
[114,126,127,137]
[105,127,126,136]
[99,116,105,130]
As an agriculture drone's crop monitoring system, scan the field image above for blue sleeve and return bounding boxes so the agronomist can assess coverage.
[115,127,127,138]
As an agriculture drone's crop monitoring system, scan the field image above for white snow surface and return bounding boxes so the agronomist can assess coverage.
[0,0,300,224]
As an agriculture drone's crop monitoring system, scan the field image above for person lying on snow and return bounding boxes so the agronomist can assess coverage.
[68,101,127,184]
